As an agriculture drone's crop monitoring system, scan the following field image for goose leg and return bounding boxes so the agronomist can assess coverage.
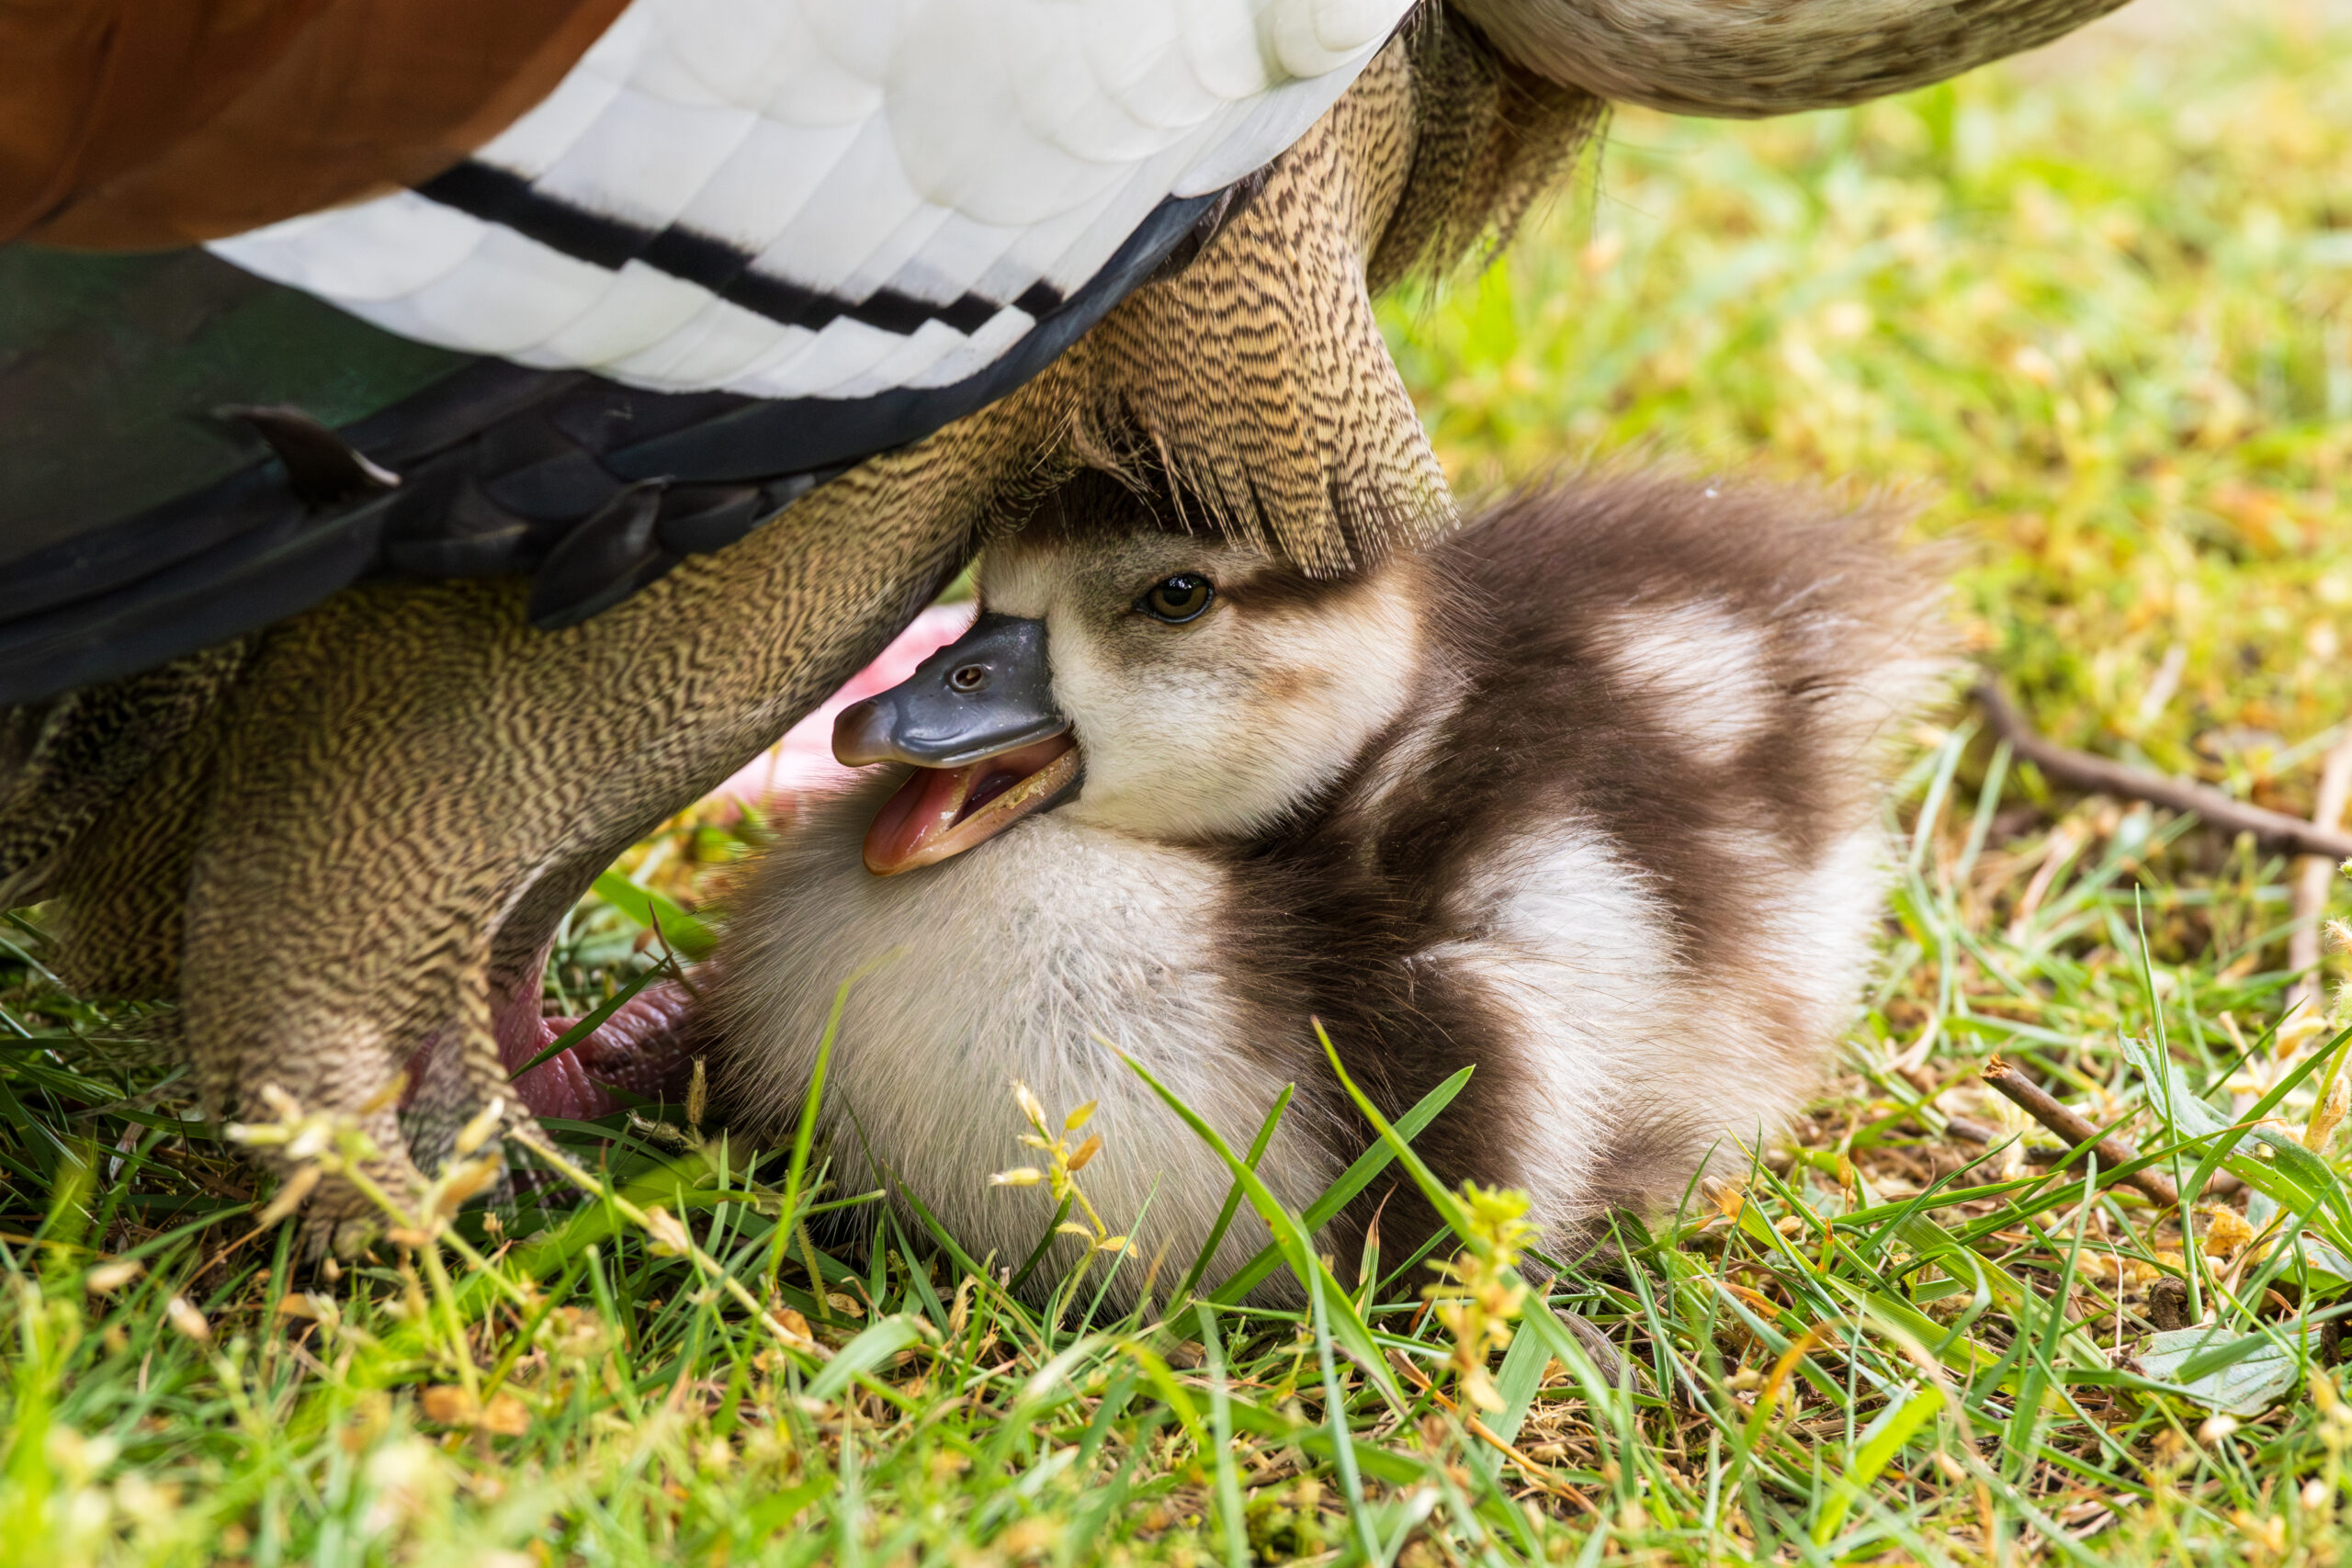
[163,439,1002,1249]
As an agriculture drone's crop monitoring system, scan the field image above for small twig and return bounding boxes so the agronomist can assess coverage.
[2288,729,2352,1011]
[1980,1056,2179,1208]
[1951,1109,2243,1196]
[147,1143,255,1203]
[1973,680,2352,863]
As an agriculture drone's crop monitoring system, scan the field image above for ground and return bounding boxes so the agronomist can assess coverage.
[6,6,2352,1565]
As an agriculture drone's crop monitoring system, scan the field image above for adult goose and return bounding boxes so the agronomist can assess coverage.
[0,0,2118,1244]
[702,468,1949,1296]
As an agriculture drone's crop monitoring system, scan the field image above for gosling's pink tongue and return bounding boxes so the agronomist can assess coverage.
[861,736,1079,875]
[864,761,980,873]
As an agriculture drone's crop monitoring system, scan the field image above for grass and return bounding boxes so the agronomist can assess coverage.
[8,9,2352,1564]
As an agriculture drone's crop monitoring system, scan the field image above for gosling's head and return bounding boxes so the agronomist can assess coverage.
[832,486,1428,872]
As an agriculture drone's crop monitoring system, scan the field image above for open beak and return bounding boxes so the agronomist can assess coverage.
[831,614,1080,874]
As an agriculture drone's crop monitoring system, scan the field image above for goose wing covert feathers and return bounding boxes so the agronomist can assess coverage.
[0,0,1411,703]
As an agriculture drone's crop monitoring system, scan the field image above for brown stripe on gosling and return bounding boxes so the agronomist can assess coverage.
[1215,472,1948,1255]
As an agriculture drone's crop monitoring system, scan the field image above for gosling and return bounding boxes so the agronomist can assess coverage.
[703,470,1949,1299]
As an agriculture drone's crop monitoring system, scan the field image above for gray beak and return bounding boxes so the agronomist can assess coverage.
[832,613,1068,769]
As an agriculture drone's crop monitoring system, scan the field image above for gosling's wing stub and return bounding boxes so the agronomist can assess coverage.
[0,0,1411,703]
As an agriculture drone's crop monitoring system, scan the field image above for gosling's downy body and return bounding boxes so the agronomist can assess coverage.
[709,470,1951,1295]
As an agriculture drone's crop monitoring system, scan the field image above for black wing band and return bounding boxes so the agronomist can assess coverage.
[415,161,1068,337]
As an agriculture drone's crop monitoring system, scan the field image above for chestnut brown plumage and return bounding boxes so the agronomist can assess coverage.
[1,0,628,247]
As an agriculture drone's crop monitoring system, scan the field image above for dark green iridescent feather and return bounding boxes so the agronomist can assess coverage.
[0,247,470,562]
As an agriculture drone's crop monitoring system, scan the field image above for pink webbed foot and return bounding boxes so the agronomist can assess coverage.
[504,980,702,1122]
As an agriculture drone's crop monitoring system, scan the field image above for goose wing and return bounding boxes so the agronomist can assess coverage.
[0,0,1410,703]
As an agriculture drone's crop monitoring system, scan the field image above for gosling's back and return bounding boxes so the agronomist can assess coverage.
[1212,474,1950,1254]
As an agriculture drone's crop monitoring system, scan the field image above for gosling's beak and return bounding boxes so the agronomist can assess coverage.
[832,613,1080,874]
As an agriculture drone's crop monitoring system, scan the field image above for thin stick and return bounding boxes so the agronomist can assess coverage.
[1973,681,2352,863]
[1980,1056,2179,1208]
[2288,731,2352,1012]
[1947,1113,2238,1193]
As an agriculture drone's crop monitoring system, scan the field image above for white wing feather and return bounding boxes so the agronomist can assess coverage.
[208,0,1408,400]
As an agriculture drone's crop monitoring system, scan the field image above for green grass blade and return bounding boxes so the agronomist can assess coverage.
[589,870,717,960]
[1114,1046,1401,1406]
[1471,1319,1553,1479]
[1194,1304,1250,1568]
[1809,1381,1943,1546]
[770,958,895,1292]
[807,1318,923,1403]
[1004,1190,1076,1297]
[1171,1083,1292,1309]
[1209,1066,1473,1305]
[1306,1258,1383,1566]
[1312,1026,1473,1243]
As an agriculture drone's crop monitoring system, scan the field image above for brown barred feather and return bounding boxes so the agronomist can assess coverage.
[0,636,252,908]
[1368,11,1605,293]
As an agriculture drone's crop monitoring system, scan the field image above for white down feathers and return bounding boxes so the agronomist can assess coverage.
[712,783,1350,1292]
[208,0,1408,399]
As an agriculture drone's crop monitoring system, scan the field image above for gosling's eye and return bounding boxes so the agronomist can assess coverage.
[1137,573,1215,624]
